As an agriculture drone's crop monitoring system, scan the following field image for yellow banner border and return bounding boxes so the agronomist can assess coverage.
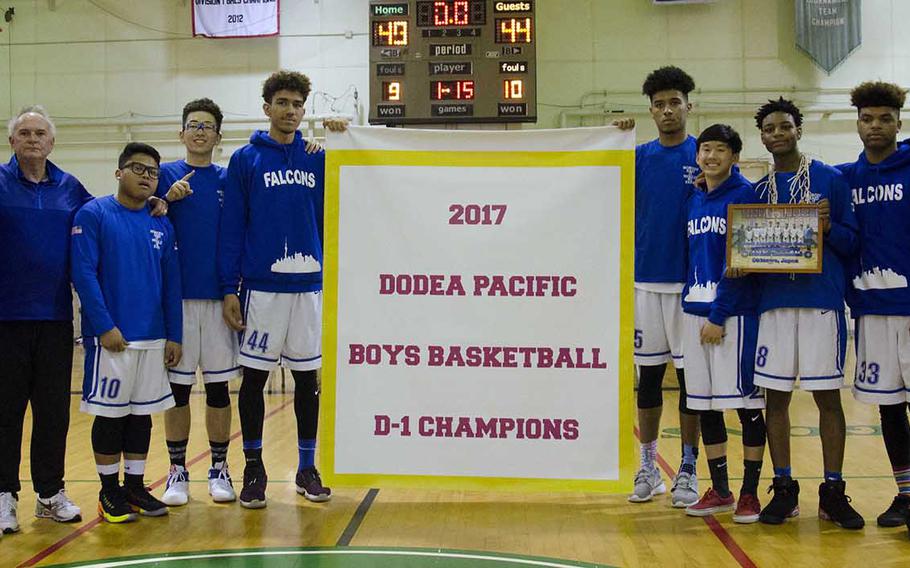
[321,149,635,493]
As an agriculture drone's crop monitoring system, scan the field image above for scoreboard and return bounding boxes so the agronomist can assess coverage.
[369,1,537,125]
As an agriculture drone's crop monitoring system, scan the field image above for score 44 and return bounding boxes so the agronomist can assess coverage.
[449,204,507,225]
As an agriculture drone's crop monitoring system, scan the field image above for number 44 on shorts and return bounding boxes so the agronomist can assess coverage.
[246,331,270,354]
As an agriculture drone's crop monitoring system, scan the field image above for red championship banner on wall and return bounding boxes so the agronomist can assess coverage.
[192,0,279,38]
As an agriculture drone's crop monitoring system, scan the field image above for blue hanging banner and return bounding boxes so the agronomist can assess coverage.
[796,0,862,73]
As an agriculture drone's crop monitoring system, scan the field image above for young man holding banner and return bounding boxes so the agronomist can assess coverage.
[615,66,702,507]
[218,71,346,509]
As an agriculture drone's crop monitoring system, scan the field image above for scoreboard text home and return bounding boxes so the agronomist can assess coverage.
[369,1,538,125]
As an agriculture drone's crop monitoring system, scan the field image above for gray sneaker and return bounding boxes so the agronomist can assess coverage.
[671,471,700,508]
[0,492,19,533]
[628,466,666,503]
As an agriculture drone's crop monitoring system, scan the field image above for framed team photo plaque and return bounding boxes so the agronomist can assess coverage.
[726,204,822,274]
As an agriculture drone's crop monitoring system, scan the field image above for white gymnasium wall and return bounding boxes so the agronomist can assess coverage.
[1,0,908,191]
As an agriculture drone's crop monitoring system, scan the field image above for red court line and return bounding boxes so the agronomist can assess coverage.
[18,399,294,568]
[633,426,757,568]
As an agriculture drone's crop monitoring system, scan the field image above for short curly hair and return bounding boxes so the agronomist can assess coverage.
[850,81,907,111]
[262,70,312,104]
[642,66,695,100]
[754,97,803,129]
[696,124,743,155]
[182,98,223,132]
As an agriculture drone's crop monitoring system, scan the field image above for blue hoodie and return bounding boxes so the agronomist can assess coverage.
[837,139,910,316]
[157,160,226,300]
[219,131,325,296]
[0,156,92,321]
[754,160,858,312]
[682,171,760,325]
[635,136,698,284]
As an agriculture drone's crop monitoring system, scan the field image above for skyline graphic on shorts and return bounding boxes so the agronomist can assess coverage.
[271,239,321,274]
[853,266,908,291]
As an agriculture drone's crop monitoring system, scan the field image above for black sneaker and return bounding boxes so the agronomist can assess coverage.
[878,494,910,527]
[818,480,864,530]
[124,484,168,517]
[295,466,332,503]
[759,476,800,525]
[240,465,268,509]
[97,487,137,524]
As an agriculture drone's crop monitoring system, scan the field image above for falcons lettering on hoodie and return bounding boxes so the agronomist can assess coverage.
[263,169,317,189]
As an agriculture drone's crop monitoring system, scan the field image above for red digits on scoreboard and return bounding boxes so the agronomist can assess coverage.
[434,0,470,26]
[449,204,508,225]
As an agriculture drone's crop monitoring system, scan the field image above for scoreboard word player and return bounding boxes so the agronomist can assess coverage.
[369,1,537,125]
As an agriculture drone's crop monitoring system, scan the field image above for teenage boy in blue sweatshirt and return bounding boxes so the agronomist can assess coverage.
[681,125,766,524]
[154,98,239,506]
[219,70,347,509]
[71,143,182,523]
[837,82,910,531]
[750,98,863,529]
[613,66,702,508]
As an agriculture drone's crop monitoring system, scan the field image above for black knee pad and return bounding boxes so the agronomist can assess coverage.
[737,408,767,447]
[205,381,231,408]
[636,364,666,409]
[700,410,727,445]
[291,369,318,394]
[879,402,909,423]
[91,416,127,455]
[124,414,152,454]
[675,368,697,415]
[241,367,270,392]
[170,382,192,407]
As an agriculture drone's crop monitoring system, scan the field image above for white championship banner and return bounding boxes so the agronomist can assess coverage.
[321,126,635,492]
[192,0,279,38]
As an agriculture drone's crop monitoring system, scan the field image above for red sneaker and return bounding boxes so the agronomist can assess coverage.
[733,493,761,524]
[686,488,735,517]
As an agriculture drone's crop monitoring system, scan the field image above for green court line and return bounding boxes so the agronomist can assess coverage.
[43,547,616,568]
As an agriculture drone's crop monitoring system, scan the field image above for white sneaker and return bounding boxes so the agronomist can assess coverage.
[671,470,700,508]
[0,492,19,533]
[208,467,236,503]
[628,466,666,503]
[35,489,82,522]
[161,465,190,506]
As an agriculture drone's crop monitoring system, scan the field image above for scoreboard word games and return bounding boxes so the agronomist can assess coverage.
[369,1,537,125]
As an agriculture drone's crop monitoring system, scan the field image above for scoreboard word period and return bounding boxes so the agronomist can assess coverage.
[369,1,537,125]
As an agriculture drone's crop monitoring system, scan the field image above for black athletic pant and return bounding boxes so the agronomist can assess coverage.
[0,321,74,496]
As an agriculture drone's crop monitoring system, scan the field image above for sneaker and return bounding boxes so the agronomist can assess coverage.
[295,466,332,503]
[35,489,82,523]
[97,487,137,524]
[686,488,735,517]
[877,494,910,527]
[0,492,19,533]
[759,476,800,525]
[733,493,761,524]
[818,480,865,530]
[161,465,190,506]
[628,466,666,503]
[124,484,169,517]
[670,470,700,508]
[239,465,268,509]
[208,466,237,503]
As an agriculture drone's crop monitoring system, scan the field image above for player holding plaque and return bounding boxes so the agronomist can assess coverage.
[750,98,863,529]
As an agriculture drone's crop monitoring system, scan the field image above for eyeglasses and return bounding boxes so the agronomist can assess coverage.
[185,121,218,132]
[122,162,160,179]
